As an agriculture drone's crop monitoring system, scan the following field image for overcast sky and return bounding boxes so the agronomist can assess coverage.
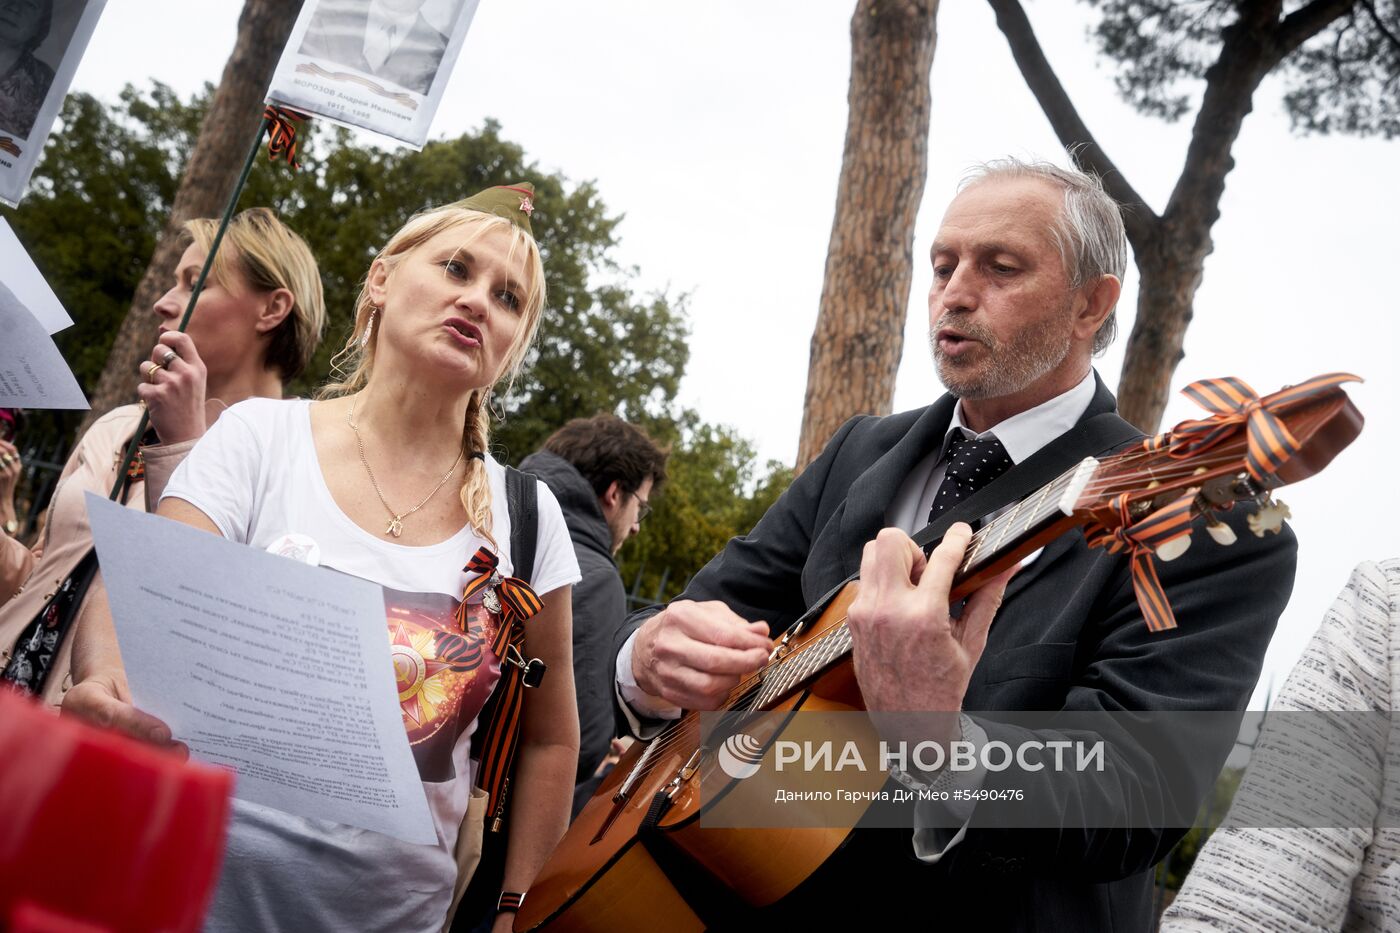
[62,0,1398,708]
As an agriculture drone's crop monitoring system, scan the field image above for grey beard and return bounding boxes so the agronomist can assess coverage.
[929,315,1072,400]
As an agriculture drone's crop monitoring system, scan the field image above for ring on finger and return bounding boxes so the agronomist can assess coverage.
[0,453,12,466]
[141,361,160,383]
[160,349,178,368]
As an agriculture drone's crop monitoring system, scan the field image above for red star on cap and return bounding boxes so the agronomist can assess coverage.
[519,197,535,216]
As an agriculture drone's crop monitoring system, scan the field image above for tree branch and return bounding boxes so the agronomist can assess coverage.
[986,0,1160,252]
[1274,0,1358,60]
[1359,0,1400,53]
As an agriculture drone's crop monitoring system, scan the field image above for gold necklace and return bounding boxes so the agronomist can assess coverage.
[347,396,464,538]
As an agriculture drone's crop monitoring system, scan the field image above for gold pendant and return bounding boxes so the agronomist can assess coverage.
[386,517,404,537]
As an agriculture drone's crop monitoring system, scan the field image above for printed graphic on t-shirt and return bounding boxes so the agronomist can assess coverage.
[379,584,501,783]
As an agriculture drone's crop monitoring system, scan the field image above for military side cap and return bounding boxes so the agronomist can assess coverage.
[452,182,536,237]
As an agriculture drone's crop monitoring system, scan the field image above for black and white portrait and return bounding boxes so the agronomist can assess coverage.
[0,0,83,139]
[0,0,103,206]
[298,0,458,96]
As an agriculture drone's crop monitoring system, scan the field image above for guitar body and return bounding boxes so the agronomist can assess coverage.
[517,590,871,931]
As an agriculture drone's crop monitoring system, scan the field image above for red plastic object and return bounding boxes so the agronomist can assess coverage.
[0,689,233,933]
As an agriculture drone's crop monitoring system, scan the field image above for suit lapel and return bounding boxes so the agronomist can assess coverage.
[828,371,1130,585]
[836,395,956,579]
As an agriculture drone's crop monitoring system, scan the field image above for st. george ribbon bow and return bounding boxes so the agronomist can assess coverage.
[1084,493,1195,633]
[455,545,545,825]
[459,546,543,634]
[1144,373,1361,484]
[262,105,309,169]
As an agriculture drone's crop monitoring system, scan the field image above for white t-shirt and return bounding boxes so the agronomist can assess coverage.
[162,398,580,933]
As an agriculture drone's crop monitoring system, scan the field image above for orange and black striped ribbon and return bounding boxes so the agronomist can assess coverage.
[1085,493,1195,633]
[1143,373,1361,483]
[263,106,308,169]
[453,546,544,823]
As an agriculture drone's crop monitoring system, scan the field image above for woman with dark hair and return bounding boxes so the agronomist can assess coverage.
[0,0,55,138]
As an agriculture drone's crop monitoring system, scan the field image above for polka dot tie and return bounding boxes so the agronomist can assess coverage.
[928,432,1015,525]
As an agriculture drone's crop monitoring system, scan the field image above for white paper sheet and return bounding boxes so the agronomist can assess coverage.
[86,494,436,845]
[265,0,482,148]
[0,282,88,409]
[0,219,72,333]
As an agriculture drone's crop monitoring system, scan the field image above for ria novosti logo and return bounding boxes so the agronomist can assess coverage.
[717,732,765,779]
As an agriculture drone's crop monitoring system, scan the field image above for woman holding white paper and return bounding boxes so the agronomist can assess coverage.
[66,184,582,933]
[0,208,326,700]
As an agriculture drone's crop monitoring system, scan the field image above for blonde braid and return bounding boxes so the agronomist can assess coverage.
[459,388,497,548]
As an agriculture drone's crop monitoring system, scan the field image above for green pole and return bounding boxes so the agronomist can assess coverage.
[107,112,275,501]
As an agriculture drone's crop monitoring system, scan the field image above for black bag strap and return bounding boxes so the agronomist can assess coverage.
[456,466,539,930]
[504,466,537,585]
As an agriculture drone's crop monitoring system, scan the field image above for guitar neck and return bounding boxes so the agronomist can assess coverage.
[748,458,1099,711]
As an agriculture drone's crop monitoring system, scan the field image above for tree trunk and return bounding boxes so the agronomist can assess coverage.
[1116,8,1279,430]
[795,0,940,471]
[79,0,300,431]
[1114,246,1198,432]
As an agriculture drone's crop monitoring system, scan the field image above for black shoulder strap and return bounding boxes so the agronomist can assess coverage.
[456,467,538,930]
[504,466,537,584]
[911,411,1141,550]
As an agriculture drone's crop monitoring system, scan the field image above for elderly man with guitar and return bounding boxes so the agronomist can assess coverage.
[523,160,1324,931]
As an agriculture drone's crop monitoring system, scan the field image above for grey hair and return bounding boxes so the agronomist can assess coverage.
[960,158,1127,355]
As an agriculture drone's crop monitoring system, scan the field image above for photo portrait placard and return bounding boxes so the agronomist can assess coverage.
[266,0,482,149]
[0,0,109,207]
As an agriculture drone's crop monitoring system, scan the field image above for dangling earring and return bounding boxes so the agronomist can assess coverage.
[360,306,378,350]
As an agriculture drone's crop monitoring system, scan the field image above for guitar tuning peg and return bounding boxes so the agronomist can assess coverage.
[1155,534,1192,562]
[1205,516,1237,546]
[1246,496,1291,538]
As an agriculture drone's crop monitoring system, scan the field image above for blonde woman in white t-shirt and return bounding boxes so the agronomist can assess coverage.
[65,184,582,933]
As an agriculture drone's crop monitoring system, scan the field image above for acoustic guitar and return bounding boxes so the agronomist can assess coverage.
[516,375,1363,932]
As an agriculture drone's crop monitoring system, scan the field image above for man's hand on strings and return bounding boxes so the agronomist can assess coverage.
[632,600,772,711]
[847,523,1014,741]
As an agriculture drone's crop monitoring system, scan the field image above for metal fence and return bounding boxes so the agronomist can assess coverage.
[623,563,679,615]
[7,432,72,542]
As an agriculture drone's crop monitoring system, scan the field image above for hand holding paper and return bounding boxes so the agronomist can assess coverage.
[84,493,435,845]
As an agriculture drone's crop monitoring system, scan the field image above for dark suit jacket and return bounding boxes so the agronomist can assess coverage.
[615,374,1297,931]
[299,1,449,95]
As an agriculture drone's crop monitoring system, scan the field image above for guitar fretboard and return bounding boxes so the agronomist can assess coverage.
[748,457,1098,710]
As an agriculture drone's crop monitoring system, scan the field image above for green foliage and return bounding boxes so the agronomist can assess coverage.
[4,81,791,592]
[1082,0,1400,137]
[618,411,795,605]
